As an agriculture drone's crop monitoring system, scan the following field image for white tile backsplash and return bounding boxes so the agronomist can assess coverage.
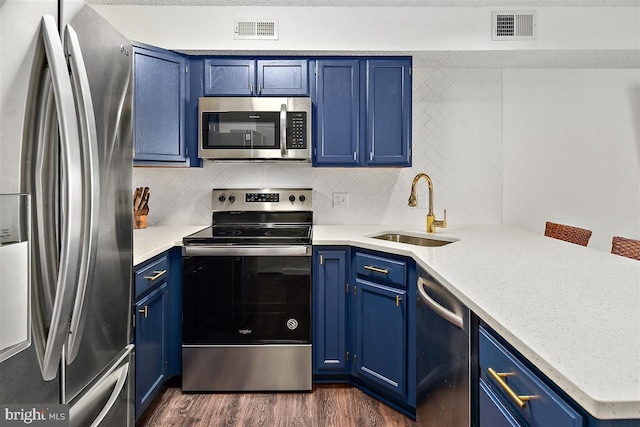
[133,61,503,228]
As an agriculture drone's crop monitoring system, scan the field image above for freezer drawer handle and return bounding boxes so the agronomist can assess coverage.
[417,277,464,329]
[69,346,132,427]
[144,269,167,281]
[488,367,538,408]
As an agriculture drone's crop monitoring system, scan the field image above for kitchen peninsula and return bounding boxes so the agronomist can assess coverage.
[134,223,640,424]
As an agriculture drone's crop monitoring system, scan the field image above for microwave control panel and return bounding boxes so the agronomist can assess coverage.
[286,112,307,149]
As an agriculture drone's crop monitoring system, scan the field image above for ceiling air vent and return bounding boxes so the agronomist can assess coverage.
[234,19,279,40]
[492,11,536,41]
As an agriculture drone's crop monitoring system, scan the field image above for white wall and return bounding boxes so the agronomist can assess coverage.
[502,69,640,251]
[91,5,639,52]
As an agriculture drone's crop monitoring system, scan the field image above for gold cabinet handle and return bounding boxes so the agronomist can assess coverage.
[138,306,148,318]
[364,265,389,274]
[488,367,537,408]
[396,295,402,307]
[144,269,167,281]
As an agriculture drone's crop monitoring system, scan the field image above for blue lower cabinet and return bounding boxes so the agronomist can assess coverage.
[313,246,416,417]
[135,282,168,420]
[480,326,582,427]
[480,379,522,427]
[134,248,182,421]
[313,248,349,375]
[354,279,407,398]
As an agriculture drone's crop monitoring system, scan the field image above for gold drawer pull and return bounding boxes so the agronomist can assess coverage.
[488,367,537,408]
[138,306,148,318]
[364,265,389,274]
[144,269,167,281]
[396,295,402,306]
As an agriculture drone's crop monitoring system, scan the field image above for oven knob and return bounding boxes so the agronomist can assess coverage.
[289,194,296,203]
[218,194,226,203]
[228,195,236,203]
[299,195,306,203]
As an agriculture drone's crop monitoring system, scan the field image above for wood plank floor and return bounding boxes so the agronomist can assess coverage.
[138,379,417,427]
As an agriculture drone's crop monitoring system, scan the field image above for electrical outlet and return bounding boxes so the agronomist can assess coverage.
[333,193,349,209]
[418,194,428,209]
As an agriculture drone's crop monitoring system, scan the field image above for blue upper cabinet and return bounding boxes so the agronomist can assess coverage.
[313,57,412,167]
[204,58,308,96]
[257,59,308,96]
[133,44,190,165]
[314,59,361,166]
[203,59,255,96]
[366,59,412,166]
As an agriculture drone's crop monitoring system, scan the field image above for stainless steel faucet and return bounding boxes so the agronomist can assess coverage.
[408,173,447,233]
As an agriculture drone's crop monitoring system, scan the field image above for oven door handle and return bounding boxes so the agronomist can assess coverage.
[182,245,312,257]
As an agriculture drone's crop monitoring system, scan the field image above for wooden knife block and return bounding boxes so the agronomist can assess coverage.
[133,213,147,229]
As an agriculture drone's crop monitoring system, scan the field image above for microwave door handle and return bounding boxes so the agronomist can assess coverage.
[280,103,287,158]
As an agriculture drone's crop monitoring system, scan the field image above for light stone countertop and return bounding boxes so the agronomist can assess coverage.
[133,223,640,420]
[314,224,640,421]
[133,225,208,266]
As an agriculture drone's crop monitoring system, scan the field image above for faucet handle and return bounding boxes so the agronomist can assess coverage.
[434,209,447,229]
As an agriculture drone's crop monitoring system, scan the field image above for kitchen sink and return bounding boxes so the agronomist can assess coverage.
[370,233,457,247]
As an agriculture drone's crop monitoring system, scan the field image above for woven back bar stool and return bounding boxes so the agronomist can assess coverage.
[544,221,593,247]
[611,236,640,261]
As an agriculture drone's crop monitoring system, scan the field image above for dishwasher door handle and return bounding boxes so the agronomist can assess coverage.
[417,277,464,329]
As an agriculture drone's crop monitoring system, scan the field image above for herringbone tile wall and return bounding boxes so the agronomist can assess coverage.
[133,58,502,228]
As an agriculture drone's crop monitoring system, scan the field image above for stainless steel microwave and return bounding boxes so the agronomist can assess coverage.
[198,97,311,161]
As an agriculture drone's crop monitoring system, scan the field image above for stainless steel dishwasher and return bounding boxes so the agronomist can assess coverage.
[416,269,472,426]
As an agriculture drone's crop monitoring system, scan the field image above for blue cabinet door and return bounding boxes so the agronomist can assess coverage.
[313,248,349,374]
[135,282,168,420]
[355,278,407,398]
[257,59,309,96]
[480,379,522,427]
[133,46,187,163]
[204,59,308,96]
[366,59,412,166]
[313,59,361,166]
[203,58,255,96]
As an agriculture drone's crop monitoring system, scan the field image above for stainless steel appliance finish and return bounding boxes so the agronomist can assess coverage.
[182,345,312,392]
[182,188,312,392]
[416,270,471,426]
[0,1,134,425]
[198,97,312,161]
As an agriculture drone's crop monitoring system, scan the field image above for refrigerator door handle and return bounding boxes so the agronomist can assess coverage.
[29,15,85,381]
[63,23,101,364]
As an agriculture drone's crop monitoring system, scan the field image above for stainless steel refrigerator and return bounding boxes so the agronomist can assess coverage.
[0,1,134,425]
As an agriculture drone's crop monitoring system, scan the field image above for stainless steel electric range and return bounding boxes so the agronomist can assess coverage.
[181,188,313,392]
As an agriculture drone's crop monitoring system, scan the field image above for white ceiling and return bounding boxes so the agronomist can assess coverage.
[86,0,639,6]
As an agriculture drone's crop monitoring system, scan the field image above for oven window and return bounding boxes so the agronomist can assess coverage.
[202,112,279,149]
[182,255,311,344]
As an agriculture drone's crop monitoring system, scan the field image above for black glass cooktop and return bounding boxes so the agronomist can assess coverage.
[184,210,312,246]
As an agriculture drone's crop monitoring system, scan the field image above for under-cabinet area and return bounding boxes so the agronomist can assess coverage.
[133,225,640,427]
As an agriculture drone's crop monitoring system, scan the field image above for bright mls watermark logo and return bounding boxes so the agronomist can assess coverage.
[0,405,68,426]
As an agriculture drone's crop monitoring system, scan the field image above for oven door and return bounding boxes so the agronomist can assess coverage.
[182,246,311,345]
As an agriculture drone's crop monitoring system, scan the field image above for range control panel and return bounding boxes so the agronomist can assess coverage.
[212,188,312,212]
